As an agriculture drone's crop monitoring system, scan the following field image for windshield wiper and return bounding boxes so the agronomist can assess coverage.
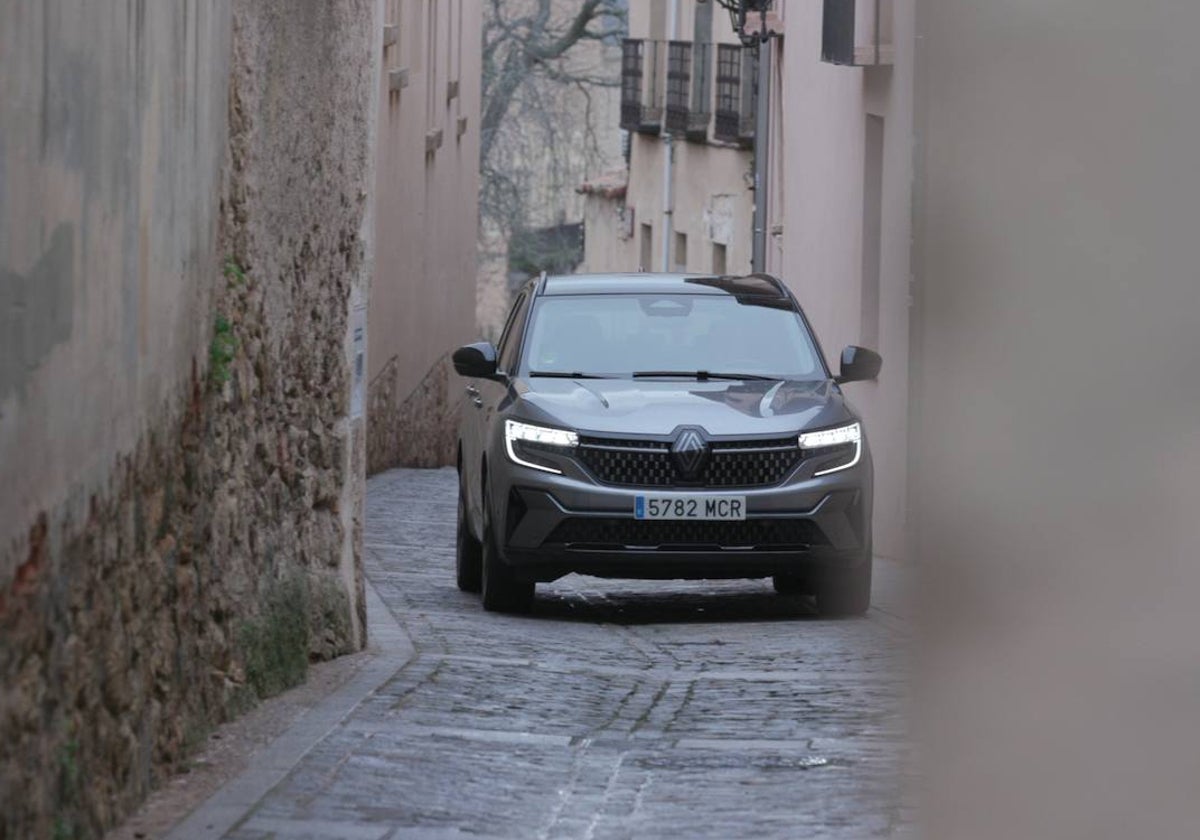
[528,371,613,380]
[630,371,779,382]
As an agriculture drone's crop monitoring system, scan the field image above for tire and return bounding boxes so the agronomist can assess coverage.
[772,573,810,596]
[456,480,482,593]
[479,483,534,614]
[815,553,873,617]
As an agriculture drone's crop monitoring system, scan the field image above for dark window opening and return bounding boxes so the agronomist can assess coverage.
[664,40,712,142]
[823,0,894,67]
[665,41,692,135]
[621,39,663,134]
[714,44,756,147]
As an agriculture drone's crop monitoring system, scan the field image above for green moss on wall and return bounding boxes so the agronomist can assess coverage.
[238,575,310,699]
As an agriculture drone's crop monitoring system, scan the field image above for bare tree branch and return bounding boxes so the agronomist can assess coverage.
[480,0,627,259]
[481,0,625,163]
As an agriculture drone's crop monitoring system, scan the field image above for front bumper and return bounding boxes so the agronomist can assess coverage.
[491,455,872,583]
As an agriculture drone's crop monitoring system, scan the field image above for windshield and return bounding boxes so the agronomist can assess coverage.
[521,294,826,380]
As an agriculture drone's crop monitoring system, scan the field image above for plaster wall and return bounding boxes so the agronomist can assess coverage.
[584,0,755,276]
[774,0,914,560]
[368,0,482,471]
[0,0,231,569]
[625,133,755,275]
[581,190,636,274]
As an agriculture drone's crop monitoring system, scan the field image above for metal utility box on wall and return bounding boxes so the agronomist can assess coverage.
[822,0,894,67]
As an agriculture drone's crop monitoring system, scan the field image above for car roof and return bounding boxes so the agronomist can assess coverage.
[539,272,790,300]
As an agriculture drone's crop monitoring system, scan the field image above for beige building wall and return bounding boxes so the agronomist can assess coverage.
[583,0,755,277]
[368,0,482,471]
[772,0,915,561]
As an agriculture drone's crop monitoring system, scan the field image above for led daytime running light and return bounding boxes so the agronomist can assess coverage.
[505,420,578,474]
[798,422,861,450]
[799,422,862,477]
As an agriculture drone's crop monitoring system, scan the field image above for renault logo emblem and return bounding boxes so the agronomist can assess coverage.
[671,428,709,478]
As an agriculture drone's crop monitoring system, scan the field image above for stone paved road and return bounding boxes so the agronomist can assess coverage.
[225,469,911,839]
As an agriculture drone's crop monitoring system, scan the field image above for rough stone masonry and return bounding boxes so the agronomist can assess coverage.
[0,2,378,837]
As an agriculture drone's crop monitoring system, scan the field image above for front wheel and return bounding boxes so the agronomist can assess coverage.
[479,484,534,614]
[815,554,873,617]
[456,480,482,593]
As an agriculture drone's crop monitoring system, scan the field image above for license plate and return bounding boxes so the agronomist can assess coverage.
[635,494,747,521]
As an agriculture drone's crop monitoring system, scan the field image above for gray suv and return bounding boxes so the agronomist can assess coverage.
[453,274,881,615]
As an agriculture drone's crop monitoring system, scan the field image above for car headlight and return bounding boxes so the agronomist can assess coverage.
[799,422,862,476]
[505,420,579,474]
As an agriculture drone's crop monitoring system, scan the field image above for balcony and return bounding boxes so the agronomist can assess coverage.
[713,44,756,148]
[664,41,712,142]
[822,0,894,67]
[620,39,663,134]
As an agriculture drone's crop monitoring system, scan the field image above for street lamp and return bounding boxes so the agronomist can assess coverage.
[712,0,774,46]
[712,0,777,272]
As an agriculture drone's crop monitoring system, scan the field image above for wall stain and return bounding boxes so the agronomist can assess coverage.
[0,223,75,406]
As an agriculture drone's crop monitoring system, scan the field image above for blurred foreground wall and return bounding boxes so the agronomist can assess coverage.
[0,2,377,836]
[912,1,1200,836]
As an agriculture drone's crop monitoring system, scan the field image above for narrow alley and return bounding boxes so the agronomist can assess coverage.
[182,469,910,839]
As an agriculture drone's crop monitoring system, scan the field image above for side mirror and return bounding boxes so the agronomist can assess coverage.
[452,342,500,379]
[837,346,882,384]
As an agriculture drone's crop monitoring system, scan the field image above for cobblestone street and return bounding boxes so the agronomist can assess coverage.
[221,469,912,839]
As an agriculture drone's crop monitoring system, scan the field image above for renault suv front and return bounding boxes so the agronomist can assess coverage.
[453,273,881,615]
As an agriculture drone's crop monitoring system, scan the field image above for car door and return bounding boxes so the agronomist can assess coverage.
[470,291,528,521]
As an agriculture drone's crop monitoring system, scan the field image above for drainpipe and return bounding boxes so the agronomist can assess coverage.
[751,33,771,273]
[660,0,680,272]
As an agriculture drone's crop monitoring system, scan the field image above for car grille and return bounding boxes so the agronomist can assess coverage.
[575,436,802,488]
[546,517,827,550]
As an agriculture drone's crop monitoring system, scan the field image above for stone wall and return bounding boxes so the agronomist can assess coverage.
[220,0,375,654]
[0,2,378,837]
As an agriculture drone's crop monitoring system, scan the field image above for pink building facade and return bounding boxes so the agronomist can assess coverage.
[768,0,914,560]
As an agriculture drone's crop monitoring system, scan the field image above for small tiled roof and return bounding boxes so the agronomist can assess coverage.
[576,169,628,200]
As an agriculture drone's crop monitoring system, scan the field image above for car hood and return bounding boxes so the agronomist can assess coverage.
[512,377,853,437]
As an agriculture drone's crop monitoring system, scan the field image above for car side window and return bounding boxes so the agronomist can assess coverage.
[496,293,529,374]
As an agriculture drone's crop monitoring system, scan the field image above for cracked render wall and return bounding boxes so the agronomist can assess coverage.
[0,2,378,837]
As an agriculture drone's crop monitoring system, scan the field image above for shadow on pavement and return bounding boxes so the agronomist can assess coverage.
[529,582,824,625]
